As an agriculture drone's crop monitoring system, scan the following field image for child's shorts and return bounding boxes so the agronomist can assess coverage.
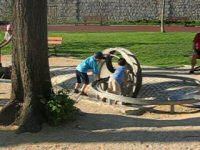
[76,70,89,84]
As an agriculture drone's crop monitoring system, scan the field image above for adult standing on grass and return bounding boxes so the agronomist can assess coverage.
[189,32,200,73]
[74,51,106,96]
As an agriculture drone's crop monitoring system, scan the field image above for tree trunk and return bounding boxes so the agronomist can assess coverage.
[0,0,52,133]
[160,0,165,33]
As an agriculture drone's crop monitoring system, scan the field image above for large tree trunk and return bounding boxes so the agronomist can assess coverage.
[0,0,52,133]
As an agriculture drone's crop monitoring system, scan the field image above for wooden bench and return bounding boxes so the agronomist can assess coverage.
[48,36,63,55]
[166,16,189,26]
[83,16,107,25]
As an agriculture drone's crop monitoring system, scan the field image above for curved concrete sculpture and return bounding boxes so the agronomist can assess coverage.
[99,47,142,97]
[90,47,200,108]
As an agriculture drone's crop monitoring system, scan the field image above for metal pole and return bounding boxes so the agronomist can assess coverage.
[76,0,80,25]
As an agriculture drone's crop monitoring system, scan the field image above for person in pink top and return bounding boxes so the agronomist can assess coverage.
[0,24,13,66]
[0,24,13,49]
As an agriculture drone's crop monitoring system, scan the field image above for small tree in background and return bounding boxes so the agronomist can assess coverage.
[160,0,165,32]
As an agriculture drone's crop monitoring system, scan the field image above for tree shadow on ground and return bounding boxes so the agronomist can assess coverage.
[52,41,178,59]
[0,99,9,107]
[142,67,200,75]
[50,66,76,78]
[1,113,200,146]
[0,79,11,83]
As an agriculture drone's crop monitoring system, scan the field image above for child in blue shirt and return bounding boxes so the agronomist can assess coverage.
[74,52,105,96]
[107,58,127,95]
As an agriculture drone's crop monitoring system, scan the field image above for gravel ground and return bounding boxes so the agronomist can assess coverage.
[1,55,200,150]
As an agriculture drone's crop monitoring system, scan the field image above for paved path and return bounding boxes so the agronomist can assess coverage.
[1,24,200,32]
[48,25,200,32]
[50,65,200,101]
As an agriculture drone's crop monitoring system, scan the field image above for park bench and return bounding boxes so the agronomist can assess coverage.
[166,16,189,26]
[83,16,107,25]
[48,36,63,55]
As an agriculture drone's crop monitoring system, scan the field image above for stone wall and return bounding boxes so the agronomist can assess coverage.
[0,0,13,22]
[167,0,200,20]
[47,0,200,24]
[1,0,200,23]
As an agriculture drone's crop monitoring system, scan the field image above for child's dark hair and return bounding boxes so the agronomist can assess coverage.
[118,58,126,66]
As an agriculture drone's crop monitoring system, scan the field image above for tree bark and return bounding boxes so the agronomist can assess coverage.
[0,0,52,133]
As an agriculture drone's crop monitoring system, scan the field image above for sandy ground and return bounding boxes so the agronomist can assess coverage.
[1,55,200,150]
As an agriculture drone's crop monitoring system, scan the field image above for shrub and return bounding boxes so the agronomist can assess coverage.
[45,90,78,126]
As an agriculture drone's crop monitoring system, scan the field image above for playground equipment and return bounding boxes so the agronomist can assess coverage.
[89,47,200,113]
[99,47,142,98]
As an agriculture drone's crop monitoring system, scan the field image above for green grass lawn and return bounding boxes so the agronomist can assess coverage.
[0,31,196,67]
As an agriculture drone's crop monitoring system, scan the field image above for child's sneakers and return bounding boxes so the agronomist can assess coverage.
[74,89,88,96]
[80,91,88,96]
